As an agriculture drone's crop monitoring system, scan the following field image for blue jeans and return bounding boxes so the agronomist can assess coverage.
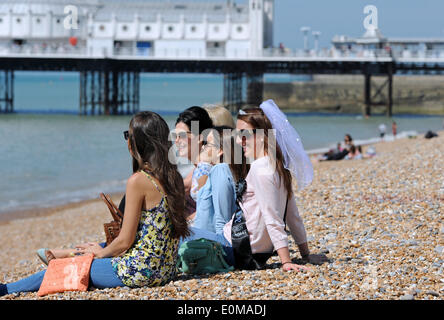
[5,243,124,294]
[181,227,235,266]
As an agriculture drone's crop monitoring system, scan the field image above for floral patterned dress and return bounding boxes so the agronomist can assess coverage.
[112,171,179,287]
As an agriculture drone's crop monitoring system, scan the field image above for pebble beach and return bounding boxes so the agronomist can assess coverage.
[1,131,443,300]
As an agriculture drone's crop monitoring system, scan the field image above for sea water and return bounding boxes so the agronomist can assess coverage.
[0,72,443,214]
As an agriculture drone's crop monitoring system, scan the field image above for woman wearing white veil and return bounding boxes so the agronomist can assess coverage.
[225,99,327,270]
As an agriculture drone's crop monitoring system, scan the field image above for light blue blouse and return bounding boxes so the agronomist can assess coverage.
[192,163,237,235]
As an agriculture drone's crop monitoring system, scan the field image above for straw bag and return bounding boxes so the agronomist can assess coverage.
[101,193,124,246]
[37,253,94,297]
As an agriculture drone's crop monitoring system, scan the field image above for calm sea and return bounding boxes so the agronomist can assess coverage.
[0,72,443,214]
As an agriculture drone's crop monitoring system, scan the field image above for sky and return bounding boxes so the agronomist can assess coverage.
[272,0,444,49]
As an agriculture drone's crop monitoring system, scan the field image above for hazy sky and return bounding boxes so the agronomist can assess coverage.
[273,0,444,49]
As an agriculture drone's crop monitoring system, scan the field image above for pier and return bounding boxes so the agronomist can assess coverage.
[2,0,444,116]
[3,51,444,116]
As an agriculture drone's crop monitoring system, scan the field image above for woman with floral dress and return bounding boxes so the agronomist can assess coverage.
[1,111,189,296]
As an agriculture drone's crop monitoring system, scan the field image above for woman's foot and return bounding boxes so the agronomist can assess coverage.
[36,248,56,265]
[46,250,56,263]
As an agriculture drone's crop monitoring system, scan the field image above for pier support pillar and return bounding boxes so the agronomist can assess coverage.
[0,70,14,113]
[223,72,243,114]
[80,70,139,115]
[363,67,394,117]
[387,64,393,117]
[364,73,371,117]
[246,72,264,107]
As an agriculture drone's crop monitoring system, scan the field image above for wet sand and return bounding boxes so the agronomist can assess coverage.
[1,131,443,300]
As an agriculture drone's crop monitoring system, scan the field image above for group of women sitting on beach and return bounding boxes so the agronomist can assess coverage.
[0,99,327,297]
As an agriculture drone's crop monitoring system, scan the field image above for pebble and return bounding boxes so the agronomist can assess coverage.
[324,233,337,241]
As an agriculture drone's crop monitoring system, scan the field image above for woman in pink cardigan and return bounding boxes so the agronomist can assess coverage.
[227,100,327,271]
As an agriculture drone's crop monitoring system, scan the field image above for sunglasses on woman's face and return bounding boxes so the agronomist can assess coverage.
[171,131,192,141]
[202,140,218,149]
[123,130,129,140]
[235,128,257,140]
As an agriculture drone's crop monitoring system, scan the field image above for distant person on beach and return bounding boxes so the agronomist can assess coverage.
[181,100,328,271]
[344,134,353,147]
[336,142,343,153]
[392,121,397,138]
[424,130,438,139]
[345,145,362,160]
[379,123,386,139]
[1,111,189,296]
[189,126,249,234]
[318,136,352,161]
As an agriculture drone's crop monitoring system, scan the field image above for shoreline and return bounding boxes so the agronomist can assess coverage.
[0,192,124,224]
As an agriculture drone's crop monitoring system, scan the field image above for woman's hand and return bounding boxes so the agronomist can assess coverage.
[282,262,311,272]
[76,242,104,259]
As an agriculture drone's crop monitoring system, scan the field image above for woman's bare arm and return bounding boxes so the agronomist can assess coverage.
[81,173,145,258]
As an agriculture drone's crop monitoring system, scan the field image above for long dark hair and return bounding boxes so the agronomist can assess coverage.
[237,108,293,197]
[128,111,189,238]
[211,125,250,182]
[175,106,213,135]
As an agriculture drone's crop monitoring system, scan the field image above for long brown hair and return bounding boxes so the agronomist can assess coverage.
[128,111,189,238]
[237,108,293,197]
[211,125,250,182]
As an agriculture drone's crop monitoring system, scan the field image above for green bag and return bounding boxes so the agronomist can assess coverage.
[177,238,234,274]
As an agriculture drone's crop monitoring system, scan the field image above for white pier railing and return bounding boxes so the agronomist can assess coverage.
[2,43,444,63]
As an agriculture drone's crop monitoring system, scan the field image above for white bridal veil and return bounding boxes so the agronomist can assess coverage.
[259,99,314,190]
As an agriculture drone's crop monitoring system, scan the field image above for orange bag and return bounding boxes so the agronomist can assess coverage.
[37,253,94,297]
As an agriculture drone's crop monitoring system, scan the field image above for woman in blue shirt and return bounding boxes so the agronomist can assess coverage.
[191,126,249,235]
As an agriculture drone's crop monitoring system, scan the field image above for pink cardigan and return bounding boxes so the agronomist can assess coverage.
[223,156,308,254]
